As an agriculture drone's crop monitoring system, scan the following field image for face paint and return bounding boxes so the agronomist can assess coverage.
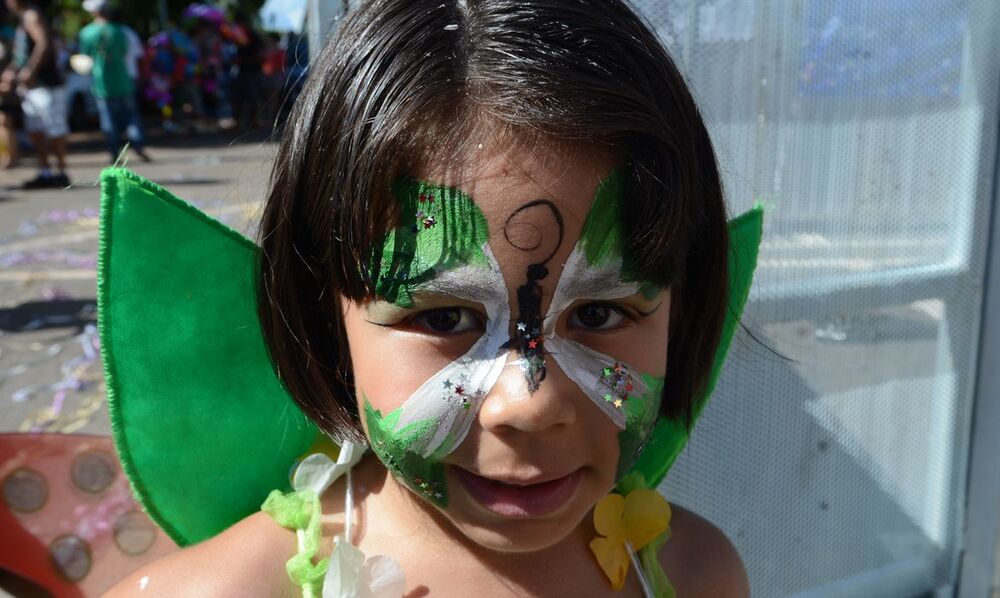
[615,374,664,478]
[366,180,509,505]
[374,180,492,307]
[364,171,665,506]
[364,396,449,505]
[501,200,565,392]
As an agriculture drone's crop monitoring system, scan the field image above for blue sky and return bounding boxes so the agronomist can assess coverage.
[259,0,307,32]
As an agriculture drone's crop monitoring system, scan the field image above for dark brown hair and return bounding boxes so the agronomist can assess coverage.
[257,0,728,442]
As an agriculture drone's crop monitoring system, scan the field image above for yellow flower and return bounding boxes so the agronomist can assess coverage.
[589,489,672,590]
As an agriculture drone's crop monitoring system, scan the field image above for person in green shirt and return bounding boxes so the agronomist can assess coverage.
[79,0,149,163]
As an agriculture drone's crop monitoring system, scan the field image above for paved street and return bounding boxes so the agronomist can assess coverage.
[0,133,277,437]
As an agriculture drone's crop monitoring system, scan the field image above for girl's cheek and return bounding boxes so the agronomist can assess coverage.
[341,302,474,411]
[351,330,479,411]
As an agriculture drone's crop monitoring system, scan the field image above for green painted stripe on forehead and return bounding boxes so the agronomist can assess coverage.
[577,169,659,298]
[374,179,492,307]
[577,168,626,267]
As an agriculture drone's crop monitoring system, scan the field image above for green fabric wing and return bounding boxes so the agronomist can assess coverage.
[98,168,318,546]
[620,206,763,492]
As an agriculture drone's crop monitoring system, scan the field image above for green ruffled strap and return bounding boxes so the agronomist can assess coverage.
[262,489,329,598]
[638,531,677,598]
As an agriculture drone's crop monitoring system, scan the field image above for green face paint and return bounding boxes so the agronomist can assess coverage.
[541,168,666,482]
[364,398,449,506]
[374,180,492,307]
[577,169,660,299]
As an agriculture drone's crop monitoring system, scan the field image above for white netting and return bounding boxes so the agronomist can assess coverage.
[628,0,998,595]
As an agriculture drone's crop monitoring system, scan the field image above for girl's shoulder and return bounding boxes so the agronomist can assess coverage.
[104,510,301,597]
[660,503,750,597]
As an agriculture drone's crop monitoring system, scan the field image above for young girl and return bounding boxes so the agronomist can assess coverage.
[107,0,752,595]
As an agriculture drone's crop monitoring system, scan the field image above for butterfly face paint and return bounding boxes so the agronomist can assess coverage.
[362,171,665,508]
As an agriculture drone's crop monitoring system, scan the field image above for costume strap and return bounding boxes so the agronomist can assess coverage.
[263,445,406,598]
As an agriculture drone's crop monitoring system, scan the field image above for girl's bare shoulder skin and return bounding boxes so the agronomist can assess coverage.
[103,511,300,598]
[662,503,750,597]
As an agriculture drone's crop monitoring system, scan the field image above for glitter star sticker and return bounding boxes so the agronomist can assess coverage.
[516,322,527,333]
[443,379,453,389]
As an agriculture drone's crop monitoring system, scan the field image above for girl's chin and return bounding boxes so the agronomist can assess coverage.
[445,508,591,553]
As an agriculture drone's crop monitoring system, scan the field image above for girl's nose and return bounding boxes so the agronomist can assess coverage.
[478,352,578,433]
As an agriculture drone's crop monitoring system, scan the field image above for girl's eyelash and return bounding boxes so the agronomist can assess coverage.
[368,306,487,334]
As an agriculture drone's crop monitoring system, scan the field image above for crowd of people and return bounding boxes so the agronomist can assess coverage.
[0,0,303,189]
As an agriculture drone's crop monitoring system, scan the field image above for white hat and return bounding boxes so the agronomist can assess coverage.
[82,0,108,13]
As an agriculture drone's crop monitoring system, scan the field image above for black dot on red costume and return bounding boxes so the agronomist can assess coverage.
[71,450,117,494]
[113,511,158,556]
[2,467,48,513]
[49,534,92,581]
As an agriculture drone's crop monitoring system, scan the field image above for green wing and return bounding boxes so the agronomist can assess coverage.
[620,207,763,492]
[98,168,318,546]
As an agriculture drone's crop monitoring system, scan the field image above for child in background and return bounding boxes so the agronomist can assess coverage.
[107,0,751,595]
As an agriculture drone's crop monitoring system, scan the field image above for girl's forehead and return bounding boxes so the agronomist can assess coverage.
[419,146,618,254]
[373,145,631,309]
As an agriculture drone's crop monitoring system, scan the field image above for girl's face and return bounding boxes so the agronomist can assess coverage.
[342,143,670,552]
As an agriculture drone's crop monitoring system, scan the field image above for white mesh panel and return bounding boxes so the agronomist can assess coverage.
[628,0,999,595]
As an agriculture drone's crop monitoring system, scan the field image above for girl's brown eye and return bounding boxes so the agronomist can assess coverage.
[412,307,483,334]
[568,303,625,330]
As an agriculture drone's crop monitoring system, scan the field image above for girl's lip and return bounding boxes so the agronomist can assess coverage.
[452,466,582,518]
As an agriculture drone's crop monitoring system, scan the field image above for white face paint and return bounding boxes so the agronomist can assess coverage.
[542,247,649,429]
[389,246,510,459]
[385,241,647,460]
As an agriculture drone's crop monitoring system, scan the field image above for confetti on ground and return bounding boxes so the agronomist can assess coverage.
[11,324,106,433]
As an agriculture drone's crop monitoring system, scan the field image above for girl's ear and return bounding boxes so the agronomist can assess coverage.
[98,168,319,547]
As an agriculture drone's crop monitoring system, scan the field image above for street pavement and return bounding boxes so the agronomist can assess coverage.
[0,133,277,437]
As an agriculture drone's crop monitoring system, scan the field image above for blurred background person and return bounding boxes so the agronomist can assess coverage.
[79,0,149,163]
[6,0,68,189]
[0,31,20,168]
[228,10,263,131]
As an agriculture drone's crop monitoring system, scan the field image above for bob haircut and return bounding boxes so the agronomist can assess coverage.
[258,0,729,443]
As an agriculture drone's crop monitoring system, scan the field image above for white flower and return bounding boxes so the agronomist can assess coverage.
[323,536,407,598]
[293,441,366,495]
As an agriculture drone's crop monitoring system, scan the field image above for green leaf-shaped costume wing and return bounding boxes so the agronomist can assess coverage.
[98,168,761,544]
[98,169,319,546]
